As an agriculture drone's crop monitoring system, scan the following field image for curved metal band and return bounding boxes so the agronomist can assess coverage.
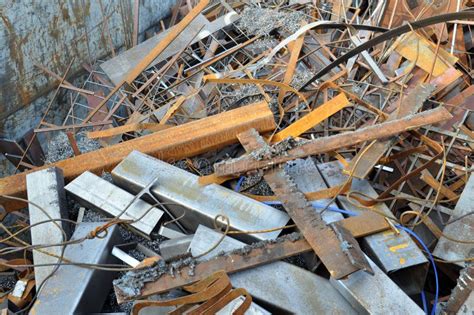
[300,10,474,91]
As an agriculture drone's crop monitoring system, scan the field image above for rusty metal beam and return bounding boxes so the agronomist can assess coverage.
[214,106,453,176]
[0,101,275,211]
[115,236,311,303]
[114,216,388,303]
[238,129,374,279]
[115,208,390,304]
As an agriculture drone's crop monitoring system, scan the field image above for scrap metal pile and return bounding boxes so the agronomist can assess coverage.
[0,0,473,314]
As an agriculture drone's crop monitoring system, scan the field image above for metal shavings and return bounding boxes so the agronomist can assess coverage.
[44,132,74,164]
[0,274,17,293]
[44,131,101,164]
[100,172,113,183]
[127,248,146,262]
[119,227,165,253]
[222,84,264,110]
[245,37,279,54]
[290,69,317,90]
[238,7,304,36]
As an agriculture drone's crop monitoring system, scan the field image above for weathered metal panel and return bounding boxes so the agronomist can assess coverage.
[0,0,175,120]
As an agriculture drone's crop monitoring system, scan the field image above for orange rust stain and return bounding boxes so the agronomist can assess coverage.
[0,12,33,106]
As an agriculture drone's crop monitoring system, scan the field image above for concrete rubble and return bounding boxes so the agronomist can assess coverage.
[0,1,473,314]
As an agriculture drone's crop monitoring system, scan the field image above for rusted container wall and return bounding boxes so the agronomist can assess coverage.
[0,0,175,122]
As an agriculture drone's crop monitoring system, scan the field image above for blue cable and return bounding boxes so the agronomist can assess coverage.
[260,193,437,314]
[396,225,438,315]
[421,290,428,314]
[263,200,359,217]
[234,176,245,192]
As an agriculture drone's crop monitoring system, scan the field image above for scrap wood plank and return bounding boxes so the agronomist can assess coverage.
[214,106,453,176]
[238,129,373,279]
[344,84,435,179]
[272,93,351,142]
[0,101,275,212]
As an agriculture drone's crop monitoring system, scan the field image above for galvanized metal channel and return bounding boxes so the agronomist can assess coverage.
[26,167,70,287]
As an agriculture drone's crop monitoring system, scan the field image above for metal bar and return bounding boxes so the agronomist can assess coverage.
[34,121,113,133]
[350,35,388,84]
[114,235,312,303]
[188,225,357,314]
[215,106,453,176]
[330,255,424,314]
[111,151,290,242]
[318,161,428,294]
[65,171,164,238]
[0,101,275,212]
[30,223,124,315]
[26,167,70,287]
[238,129,373,279]
[159,235,194,262]
[433,174,474,267]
